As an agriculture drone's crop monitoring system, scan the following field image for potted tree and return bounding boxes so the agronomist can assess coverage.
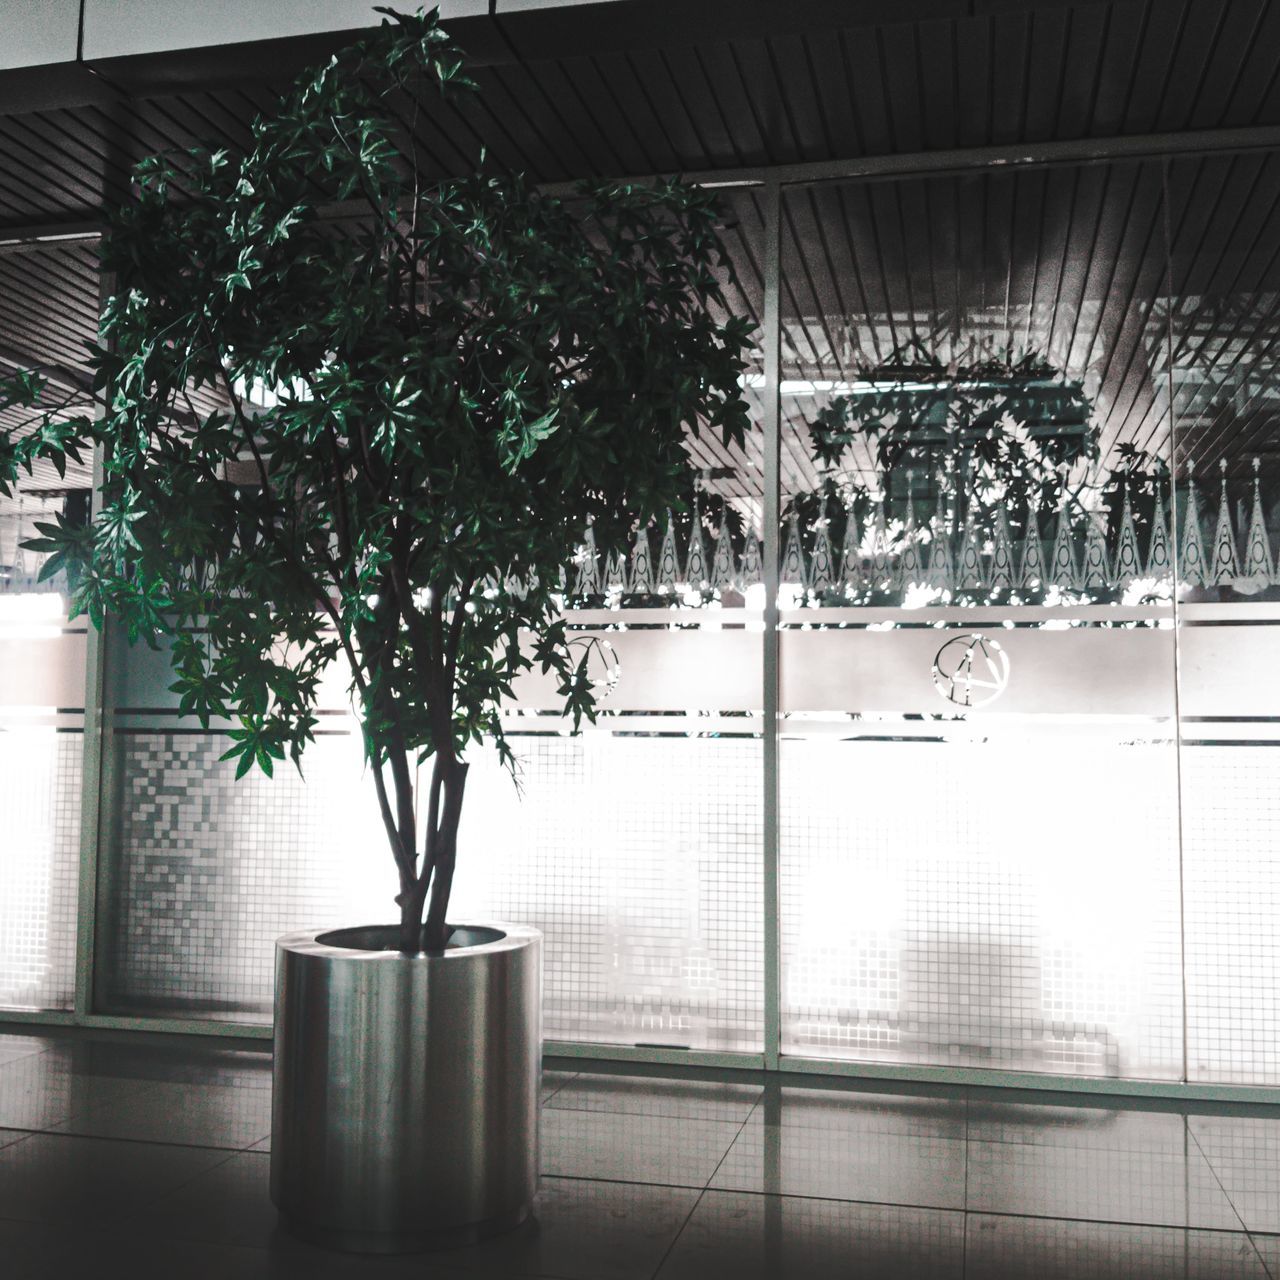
[0,8,750,1254]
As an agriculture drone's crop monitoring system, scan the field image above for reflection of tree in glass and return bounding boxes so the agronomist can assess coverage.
[790,340,1170,606]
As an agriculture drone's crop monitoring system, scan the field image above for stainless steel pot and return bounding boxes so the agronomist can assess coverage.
[271,922,542,1254]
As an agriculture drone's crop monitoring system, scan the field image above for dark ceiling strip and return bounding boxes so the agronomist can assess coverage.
[1090,167,1167,461]
[800,187,851,378]
[721,42,773,170]
[1127,153,1271,453]
[920,181,943,343]
[1146,0,1194,134]
[575,54,657,174]
[781,196,841,379]
[864,183,900,358]
[11,123,1280,245]
[1080,2,1114,139]
[799,37,836,162]
[1063,166,1136,456]
[1175,158,1280,468]
[1239,5,1280,125]
[0,121,113,212]
[1061,165,1118,401]
[541,57,628,175]
[1044,166,1083,368]
[12,111,133,208]
[1178,0,1233,131]
[657,47,721,173]
[894,182,922,349]
[489,65,579,178]
[1117,0,1158,136]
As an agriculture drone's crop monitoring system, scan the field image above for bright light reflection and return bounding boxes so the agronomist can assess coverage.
[0,725,61,1008]
[0,593,66,640]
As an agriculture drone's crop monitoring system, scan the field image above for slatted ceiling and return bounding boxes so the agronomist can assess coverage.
[510,59,616,175]
[621,50,702,172]
[0,1,1280,230]
[469,64,557,176]
[7,113,132,212]
[1221,4,1280,126]
[685,188,767,513]
[777,161,1181,499]
[8,7,1280,518]
[1081,6,1141,137]
[690,47,762,168]
[2,258,98,367]
[1166,151,1280,476]
[1039,9,1088,140]
[557,56,649,174]
[380,90,472,178]
[1069,167,1168,463]
[1163,2,1231,130]
[0,246,99,377]
[0,126,103,220]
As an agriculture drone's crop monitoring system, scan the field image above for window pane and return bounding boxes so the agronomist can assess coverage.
[0,244,95,1011]
[777,165,1184,1078]
[1167,151,1280,1087]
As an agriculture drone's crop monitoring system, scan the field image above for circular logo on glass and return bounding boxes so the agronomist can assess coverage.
[566,635,621,697]
[931,633,1010,708]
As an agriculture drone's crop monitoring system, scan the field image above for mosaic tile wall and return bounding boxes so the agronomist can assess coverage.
[102,729,764,1050]
[99,717,1280,1084]
[1182,745,1280,1086]
[0,730,81,1011]
[779,734,1185,1079]
[102,730,387,1018]
[451,733,763,1051]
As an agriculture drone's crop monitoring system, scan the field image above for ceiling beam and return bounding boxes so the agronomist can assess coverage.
[0,220,104,256]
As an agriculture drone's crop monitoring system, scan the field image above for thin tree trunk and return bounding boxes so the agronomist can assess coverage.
[397,880,429,953]
[422,759,468,952]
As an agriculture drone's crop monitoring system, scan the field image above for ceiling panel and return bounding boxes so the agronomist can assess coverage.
[3,1,1280,230]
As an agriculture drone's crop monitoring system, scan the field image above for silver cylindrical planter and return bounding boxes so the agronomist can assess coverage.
[271,922,542,1254]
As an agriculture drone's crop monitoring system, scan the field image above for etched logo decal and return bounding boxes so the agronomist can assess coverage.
[932,633,1010,708]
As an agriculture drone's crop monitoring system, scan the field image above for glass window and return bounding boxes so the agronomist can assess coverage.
[1168,151,1280,1087]
[776,165,1184,1079]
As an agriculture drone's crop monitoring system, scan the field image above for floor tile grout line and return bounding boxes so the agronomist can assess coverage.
[539,1070,578,1105]
[1187,1122,1256,1239]
[544,1100,760,1124]
[110,1144,245,1230]
[1253,1233,1280,1280]
[645,1187,708,1280]
[606,1174,1267,1238]
[1249,1228,1280,1280]
[645,1098,761,1280]
[541,1171,711,1193]
[5,1126,269,1155]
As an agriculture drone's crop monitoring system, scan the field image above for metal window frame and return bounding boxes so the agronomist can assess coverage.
[2,123,1279,1106]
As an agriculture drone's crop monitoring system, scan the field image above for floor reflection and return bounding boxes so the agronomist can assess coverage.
[0,1027,1271,1278]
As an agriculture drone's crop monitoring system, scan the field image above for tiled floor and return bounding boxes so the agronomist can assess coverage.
[0,1029,1276,1278]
